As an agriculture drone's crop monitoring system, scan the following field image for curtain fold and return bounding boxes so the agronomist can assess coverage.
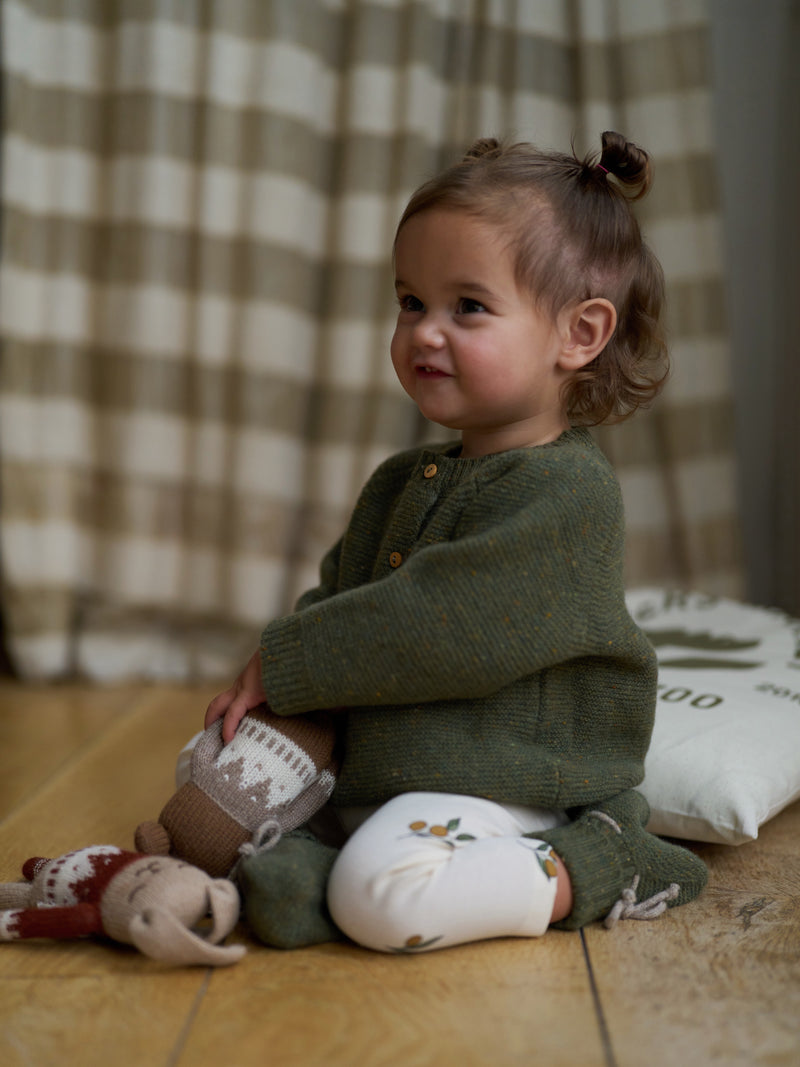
[570,0,742,595]
[0,0,743,681]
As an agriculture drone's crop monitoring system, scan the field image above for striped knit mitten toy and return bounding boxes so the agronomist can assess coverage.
[135,705,338,878]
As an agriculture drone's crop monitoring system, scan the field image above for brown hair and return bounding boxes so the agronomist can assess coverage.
[395,132,668,425]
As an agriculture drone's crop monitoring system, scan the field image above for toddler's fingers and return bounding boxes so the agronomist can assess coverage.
[205,690,234,729]
[221,701,248,745]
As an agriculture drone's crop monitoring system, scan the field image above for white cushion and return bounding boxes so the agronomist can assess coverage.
[627,589,800,845]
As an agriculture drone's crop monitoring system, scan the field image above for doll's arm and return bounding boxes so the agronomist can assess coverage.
[0,902,102,941]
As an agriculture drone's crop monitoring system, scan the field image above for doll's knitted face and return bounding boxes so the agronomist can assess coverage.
[104,856,215,933]
[391,208,572,458]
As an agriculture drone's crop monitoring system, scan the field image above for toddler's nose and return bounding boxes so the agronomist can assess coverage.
[413,313,446,349]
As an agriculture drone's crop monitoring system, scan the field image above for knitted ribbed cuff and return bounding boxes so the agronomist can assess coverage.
[537,814,637,930]
[260,616,319,715]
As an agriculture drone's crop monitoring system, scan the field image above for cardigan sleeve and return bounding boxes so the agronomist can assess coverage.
[260,458,626,716]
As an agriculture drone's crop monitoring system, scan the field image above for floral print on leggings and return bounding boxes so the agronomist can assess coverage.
[387,814,559,953]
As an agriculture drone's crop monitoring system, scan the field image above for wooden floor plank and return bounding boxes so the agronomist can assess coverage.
[583,801,800,1067]
[180,936,607,1067]
[0,683,609,1067]
[1,972,209,1067]
[0,683,215,866]
[0,680,143,819]
[4,683,798,1067]
[0,684,223,1067]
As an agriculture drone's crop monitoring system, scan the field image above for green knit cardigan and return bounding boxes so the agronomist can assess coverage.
[261,428,707,927]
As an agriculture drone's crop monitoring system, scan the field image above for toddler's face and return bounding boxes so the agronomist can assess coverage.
[391,209,572,457]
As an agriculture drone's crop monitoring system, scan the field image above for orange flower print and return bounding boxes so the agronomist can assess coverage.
[534,842,558,879]
[403,817,476,848]
[390,933,443,954]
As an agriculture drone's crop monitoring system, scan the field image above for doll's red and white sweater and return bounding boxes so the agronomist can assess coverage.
[0,846,138,940]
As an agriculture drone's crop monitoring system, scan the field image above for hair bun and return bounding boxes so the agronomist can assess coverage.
[463,137,502,161]
[597,131,652,199]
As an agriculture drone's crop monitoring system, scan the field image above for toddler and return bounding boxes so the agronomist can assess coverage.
[206,132,708,952]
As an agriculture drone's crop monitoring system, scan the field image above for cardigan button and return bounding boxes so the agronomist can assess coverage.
[389,551,403,568]
[423,463,438,479]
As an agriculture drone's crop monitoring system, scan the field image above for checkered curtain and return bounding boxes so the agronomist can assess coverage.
[0,0,742,681]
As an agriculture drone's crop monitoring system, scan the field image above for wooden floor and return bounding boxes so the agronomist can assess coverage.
[0,680,798,1067]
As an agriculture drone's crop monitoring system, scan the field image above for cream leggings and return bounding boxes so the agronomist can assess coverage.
[327,792,567,954]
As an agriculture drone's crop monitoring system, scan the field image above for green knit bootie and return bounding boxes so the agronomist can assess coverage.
[540,790,708,929]
[237,829,343,949]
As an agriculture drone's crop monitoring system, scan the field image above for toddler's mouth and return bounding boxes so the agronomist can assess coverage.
[416,365,450,378]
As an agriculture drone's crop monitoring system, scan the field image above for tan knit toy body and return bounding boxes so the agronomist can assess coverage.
[135,704,338,878]
[0,845,245,966]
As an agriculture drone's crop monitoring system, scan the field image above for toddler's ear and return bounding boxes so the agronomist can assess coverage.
[558,299,617,370]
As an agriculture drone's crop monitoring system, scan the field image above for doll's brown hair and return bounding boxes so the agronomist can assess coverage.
[395,132,668,424]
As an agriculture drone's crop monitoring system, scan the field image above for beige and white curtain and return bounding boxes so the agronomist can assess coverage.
[0,0,743,681]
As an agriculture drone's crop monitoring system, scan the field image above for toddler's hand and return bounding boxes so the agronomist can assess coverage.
[205,649,268,744]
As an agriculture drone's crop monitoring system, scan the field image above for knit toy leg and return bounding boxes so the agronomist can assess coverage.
[237,829,343,949]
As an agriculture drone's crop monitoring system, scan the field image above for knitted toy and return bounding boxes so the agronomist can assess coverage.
[0,845,245,966]
[135,704,338,878]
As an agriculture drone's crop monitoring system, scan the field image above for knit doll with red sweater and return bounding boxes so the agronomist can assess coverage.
[0,845,245,966]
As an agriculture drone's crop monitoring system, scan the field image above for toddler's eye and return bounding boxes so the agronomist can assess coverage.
[398,293,424,313]
[457,297,487,314]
